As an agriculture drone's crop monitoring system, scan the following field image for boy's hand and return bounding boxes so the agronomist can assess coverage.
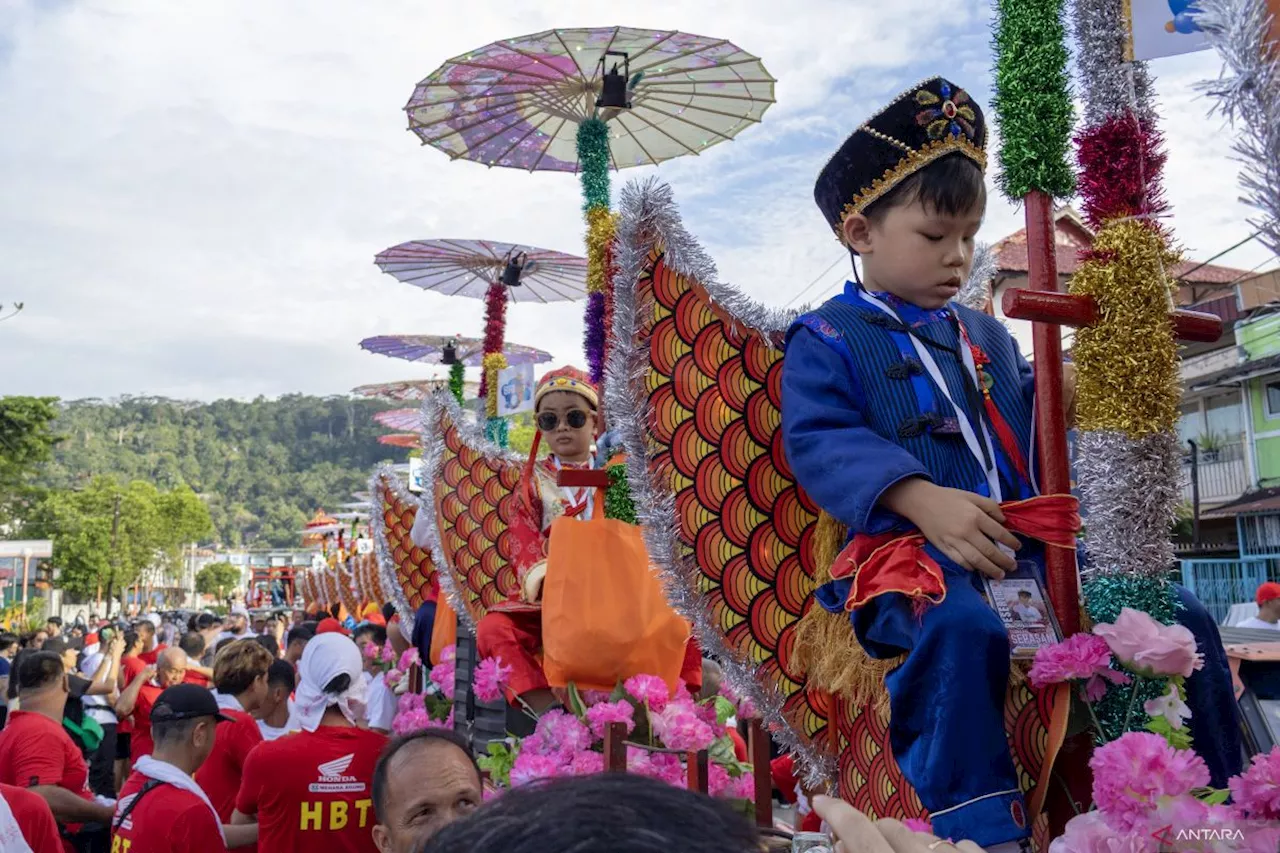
[880,479,1019,579]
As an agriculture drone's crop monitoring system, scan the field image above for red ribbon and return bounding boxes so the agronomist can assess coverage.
[827,494,1080,611]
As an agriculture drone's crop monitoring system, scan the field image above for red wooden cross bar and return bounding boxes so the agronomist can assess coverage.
[557,469,612,489]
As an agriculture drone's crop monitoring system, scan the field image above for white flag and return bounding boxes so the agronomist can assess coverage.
[496,363,535,417]
[1125,0,1210,60]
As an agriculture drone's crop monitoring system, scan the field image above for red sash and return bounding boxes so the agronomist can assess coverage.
[827,494,1080,611]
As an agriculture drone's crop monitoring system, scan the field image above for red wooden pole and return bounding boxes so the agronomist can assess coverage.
[687,750,709,794]
[748,719,773,828]
[604,722,627,772]
[1023,191,1081,639]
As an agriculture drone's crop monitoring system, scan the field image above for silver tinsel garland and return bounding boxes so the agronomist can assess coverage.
[1075,431,1182,578]
[956,242,997,312]
[366,464,423,634]
[1196,0,1280,258]
[606,177,835,785]
[1070,0,1185,584]
[418,389,525,634]
[1072,0,1158,126]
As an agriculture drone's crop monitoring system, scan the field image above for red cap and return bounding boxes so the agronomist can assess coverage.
[316,617,348,636]
[1257,582,1280,606]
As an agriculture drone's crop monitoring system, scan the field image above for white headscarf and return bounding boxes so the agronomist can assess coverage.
[293,633,366,732]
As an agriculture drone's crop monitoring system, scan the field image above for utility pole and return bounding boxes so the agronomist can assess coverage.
[106,493,121,617]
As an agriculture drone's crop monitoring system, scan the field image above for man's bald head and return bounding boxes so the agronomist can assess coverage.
[156,647,188,687]
[372,730,481,853]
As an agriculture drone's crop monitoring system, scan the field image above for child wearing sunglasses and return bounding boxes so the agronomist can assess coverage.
[474,366,602,717]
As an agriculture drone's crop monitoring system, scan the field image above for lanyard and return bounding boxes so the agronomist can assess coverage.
[858,290,1003,502]
[550,457,594,521]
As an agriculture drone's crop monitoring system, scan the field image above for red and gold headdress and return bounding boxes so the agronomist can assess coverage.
[534,365,599,411]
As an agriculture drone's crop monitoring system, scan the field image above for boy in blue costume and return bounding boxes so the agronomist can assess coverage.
[781,78,1079,850]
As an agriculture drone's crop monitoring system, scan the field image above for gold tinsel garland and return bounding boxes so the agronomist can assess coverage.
[1068,219,1182,436]
[585,207,617,294]
[483,352,508,418]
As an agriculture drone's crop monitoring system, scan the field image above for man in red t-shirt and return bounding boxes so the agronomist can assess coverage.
[0,652,115,853]
[234,634,386,853]
[134,620,166,666]
[0,782,62,853]
[116,648,188,761]
[112,683,247,853]
[193,641,272,821]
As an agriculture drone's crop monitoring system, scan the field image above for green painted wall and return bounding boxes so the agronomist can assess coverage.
[1238,313,1280,358]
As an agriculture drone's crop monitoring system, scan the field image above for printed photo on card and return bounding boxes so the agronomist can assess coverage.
[984,567,1062,658]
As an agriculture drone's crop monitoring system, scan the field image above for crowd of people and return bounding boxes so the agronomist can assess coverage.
[0,605,1005,853]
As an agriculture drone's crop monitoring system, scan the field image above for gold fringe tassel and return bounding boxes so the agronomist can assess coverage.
[794,512,903,720]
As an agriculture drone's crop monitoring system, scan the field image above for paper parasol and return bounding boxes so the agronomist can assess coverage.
[351,379,481,401]
[374,238,586,304]
[358,334,552,367]
[403,26,775,384]
[373,408,423,433]
[404,27,774,172]
[378,434,421,448]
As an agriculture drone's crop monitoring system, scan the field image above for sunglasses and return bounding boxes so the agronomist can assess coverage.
[537,409,590,432]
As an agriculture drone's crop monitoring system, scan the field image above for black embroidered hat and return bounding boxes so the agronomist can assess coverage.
[814,77,988,244]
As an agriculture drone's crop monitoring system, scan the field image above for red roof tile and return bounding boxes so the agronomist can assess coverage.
[993,208,1252,285]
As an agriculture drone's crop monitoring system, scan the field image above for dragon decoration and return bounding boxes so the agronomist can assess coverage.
[364,465,444,636]
[605,178,1066,845]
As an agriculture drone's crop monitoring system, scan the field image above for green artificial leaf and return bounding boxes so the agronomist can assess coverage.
[566,683,587,719]
[477,741,519,787]
[1197,787,1231,806]
[708,735,738,768]
[711,696,737,727]
[1144,714,1192,751]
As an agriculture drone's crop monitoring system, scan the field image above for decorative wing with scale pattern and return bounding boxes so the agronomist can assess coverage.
[368,466,438,630]
[418,391,532,631]
[608,178,830,768]
[608,179,1066,828]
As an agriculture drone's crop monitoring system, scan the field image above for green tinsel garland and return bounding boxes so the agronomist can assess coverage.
[991,0,1077,199]
[1083,574,1182,742]
[449,361,465,406]
[576,118,611,212]
[604,462,637,524]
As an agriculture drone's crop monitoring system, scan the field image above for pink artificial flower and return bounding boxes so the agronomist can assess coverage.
[426,708,455,730]
[473,657,513,704]
[901,818,932,834]
[1089,732,1210,832]
[385,668,404,688]
[527,710,593,758]
[1093,608,1204,678]
[429,660,456,699]
[569,749,605,776]
[720,683,758,720]
[1047,810,1154,853]
[645,752,686,787]
[510,751,567,787]
[362,642,379,660]
[1143,683,1191,730]
[651,700,718,752]
[1029,633,1131,701]
[585,700,636,740]
[625,746,653,775]
[398,648,420,670]
[1229,746,1280,820]
[624,674,672,712]
[439,644,457,663]
[580,690,612,706]
[708,764,754,800]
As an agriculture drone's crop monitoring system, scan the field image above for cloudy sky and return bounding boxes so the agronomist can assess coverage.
[1,0,1273,402]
